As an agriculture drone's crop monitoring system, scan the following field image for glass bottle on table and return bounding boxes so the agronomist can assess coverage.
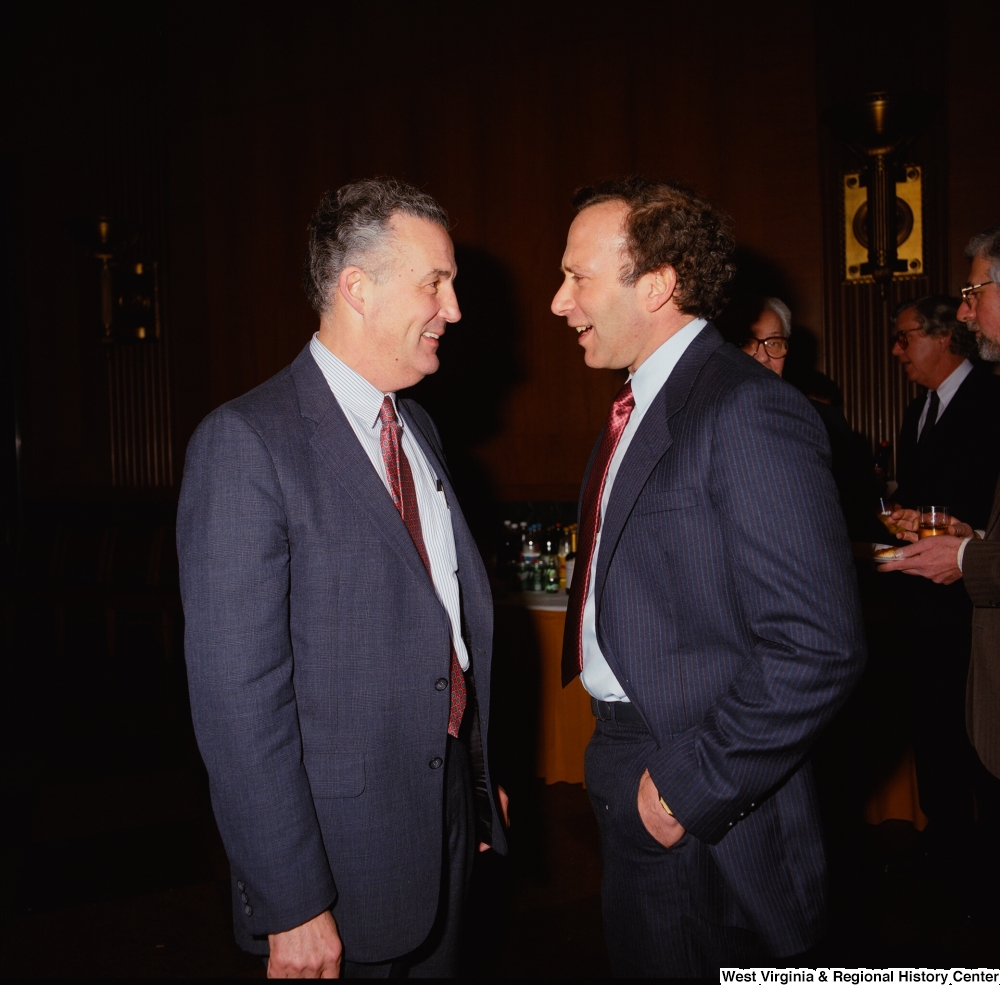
[564,524,577,593]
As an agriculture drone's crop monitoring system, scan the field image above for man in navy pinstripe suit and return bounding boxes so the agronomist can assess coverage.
[552,177,866,977]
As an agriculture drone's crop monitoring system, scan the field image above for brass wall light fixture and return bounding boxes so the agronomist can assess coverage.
[67,217,161,343]
[826,91,932,297]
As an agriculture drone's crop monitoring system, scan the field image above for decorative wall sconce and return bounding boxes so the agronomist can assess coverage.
[826,91,932,297]
[67,217,161,343]
[843,166,923,283]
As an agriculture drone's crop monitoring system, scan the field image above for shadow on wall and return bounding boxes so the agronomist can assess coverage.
[716,247,840,403]
[715,246,797,346]
[409,245,526,553]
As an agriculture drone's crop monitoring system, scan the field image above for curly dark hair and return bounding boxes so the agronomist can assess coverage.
[572,176,736,320]
[303,177,449,315]
[893,295,979,361]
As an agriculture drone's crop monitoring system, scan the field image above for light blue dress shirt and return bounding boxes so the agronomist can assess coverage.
[580,318,706,702]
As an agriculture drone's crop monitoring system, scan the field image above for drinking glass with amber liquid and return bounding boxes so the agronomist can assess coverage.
[918,505,949,538]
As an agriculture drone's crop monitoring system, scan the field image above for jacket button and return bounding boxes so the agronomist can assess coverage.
[429,757,443,769]
[237,880,245,891]
[244,904,253,916]
[241,892,249,903]
[435,678,448,691]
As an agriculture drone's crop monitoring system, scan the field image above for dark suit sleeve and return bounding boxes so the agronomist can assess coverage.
[964,539,1000,606]
[177,408,336,937]
[647,377,866,843]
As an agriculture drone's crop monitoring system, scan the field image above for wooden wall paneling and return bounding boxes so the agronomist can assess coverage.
[103,17,175,490]
[9,5,176,494]
[945,5,1000,292]
[13,3,989,504]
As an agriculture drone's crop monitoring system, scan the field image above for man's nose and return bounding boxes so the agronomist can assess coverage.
[551,281,572,317]
[957,299,974,324]
[441,285,461,323]
[753,346,769,363]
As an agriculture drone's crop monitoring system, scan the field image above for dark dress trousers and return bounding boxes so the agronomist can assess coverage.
[893,365,1000,829]
[583,325,866,973]
[177,345,505,964]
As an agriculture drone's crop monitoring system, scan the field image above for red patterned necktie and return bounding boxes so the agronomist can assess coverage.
[562,380,635,686]
[378,397,467,737]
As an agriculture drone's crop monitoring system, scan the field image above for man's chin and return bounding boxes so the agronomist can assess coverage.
[977,333,1000,362]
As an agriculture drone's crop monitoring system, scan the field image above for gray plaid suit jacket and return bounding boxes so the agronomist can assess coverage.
[177,344,504,961]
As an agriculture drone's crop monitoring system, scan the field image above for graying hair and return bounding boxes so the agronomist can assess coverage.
[763,297,792,338]
[303,177,450,315]
[893,295,979,361]
[965,225,1000,285]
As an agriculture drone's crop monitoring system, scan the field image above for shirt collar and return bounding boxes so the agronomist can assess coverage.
[932,358,973,402]
[628,318,707,413]
[310,333,395,429]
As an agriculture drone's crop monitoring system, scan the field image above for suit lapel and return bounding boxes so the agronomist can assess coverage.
[290,348,435,592]
[594,325,724,601]
[920,367,979,448]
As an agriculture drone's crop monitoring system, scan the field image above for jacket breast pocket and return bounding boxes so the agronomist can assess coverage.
[306,754,366,799]
[632,487,700,516]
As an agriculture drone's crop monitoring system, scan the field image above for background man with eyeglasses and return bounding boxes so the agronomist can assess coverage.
[740,298,880,541]
[879,276,1000,912]
[883,228,1000,798]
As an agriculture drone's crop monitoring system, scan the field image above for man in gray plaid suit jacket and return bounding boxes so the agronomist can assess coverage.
[178,178,506,978]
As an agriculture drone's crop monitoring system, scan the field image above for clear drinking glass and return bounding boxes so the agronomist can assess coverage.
[918,505,949,538]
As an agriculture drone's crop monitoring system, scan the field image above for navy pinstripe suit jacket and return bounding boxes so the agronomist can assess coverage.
[589,324,866,954]
[177,345,504,961]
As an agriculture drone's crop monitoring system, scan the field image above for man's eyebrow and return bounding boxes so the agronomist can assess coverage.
[423,267,454,280]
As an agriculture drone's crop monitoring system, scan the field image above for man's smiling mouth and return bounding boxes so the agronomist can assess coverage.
[575,325,593,337]
[422,331,441,340]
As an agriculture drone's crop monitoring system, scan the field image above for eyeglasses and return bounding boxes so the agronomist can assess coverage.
[741,336,788,357]
[960,281,994,307]
[891,326,925,350]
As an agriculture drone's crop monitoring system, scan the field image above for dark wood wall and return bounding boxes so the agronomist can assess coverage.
[6,2,998,508]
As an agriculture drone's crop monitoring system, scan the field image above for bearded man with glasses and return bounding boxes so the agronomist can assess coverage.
[883,227,1000,803]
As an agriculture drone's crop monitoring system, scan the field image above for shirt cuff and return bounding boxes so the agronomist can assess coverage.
[957,536,974,573]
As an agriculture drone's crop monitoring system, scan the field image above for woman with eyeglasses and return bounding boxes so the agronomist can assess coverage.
[740,297,791,375]
[739,296,882,542]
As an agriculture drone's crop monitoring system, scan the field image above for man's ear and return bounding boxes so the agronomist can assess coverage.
[338,266,367,316]
[644,265,678,313]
